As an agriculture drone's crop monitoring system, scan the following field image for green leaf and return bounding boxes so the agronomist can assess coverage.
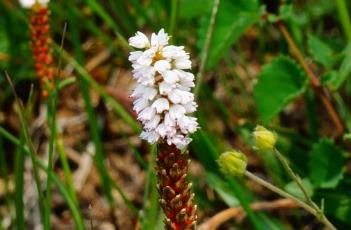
[285,178,314,200]
[307,35,335,68]
[206,172,239,207]
[179,0,212,19]
[327,44,351,90]
[309,139,344,189]
[314,188,351,224]
[253,56,308,123]
[197,0,259,69]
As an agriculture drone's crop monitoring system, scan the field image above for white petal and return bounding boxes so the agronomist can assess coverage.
[128,51,143,62]
[140,131,159,144]
[138,107,156,121]
[154,60,171,73]
[133,98,149,113]
[178,116,198,134]
[136,48,156,65]
[163,70,179,84]
[175,58,192,69]
[159,81,174,95]
[152,98,170,113]
[168,89,182,104]
[184,101,197,113]
[151,28,169,47]
[169,104,186,120]
[128,31,150,49]
[20,0,49,7]
[144,115,161,130]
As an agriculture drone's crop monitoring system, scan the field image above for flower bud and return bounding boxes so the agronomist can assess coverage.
[217,151,247,177]
[253,125,277,150]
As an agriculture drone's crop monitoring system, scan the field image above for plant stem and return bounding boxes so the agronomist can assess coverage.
[195,0,221,98]
[272,148,314,206]
[245,171,337,230]
[277,22,344,137]
[169,0,179,38]
[335,0,351,42]
[44,91,58,230]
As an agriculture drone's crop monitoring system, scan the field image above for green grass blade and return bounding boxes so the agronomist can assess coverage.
[141,144,158,230]
[4,73,44,219]
[0,127,85,230]
[85,0,129,49]
[56,135,78,205]
[53,44,141,133]
[14,131,25,230]
[67,13,117,223]
[43,90,58,230]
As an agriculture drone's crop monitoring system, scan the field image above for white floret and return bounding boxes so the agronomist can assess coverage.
[128,28,199,149]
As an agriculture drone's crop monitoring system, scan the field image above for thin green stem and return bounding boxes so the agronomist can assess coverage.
[15,131,25,230]
[169,0,179,38]
[56,133,78,205]
[4,72,44,219]
[245,171,337,230]
[335,0,351,42]
[43,89,58,230]
[194,0,221,98]
[272,148,314,206]
[0,126,85,230]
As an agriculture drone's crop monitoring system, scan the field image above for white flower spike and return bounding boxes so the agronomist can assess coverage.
[19,0,49,8]
[129,29,199,149]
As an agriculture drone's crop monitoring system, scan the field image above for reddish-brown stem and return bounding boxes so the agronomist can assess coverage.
[277,22,344,137]
[156,143,197,230]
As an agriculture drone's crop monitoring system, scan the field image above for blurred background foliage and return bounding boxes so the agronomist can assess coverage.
[0,0,351,229]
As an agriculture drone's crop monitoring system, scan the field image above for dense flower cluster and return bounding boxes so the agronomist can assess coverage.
[129,29,198,149]
[20,0,53,97]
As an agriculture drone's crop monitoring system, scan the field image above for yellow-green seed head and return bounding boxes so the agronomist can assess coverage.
[253,125,277,150]
[217,150,247,177]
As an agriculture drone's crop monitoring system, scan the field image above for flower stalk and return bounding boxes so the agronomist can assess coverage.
[244,171,337,230]
[128,29,199,229]
[25,0,54,97]
[156,143,197,229]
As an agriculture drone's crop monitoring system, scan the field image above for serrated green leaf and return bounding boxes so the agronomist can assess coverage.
[307,35,335,68]
[309,139,344,189]
[197,0,259,69]
[327,44,351,90]
[285,178,314,201]
[253,56,308,123]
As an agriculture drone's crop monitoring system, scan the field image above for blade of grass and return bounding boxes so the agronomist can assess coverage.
[0,126,85,230]
[194,0,221,98]
[14,130,25,230]
[67,14,117,225]
[0,137,12,222]
[53,44,141,133]
[4,72,44,219]
[44,21,68,229]
[107,0,136,34]
[141,144,158,230]
[335,0,351,42]
[85,0,129,49]
[56,134,78,205]
[169,0,180,38]
[43,88,58,230]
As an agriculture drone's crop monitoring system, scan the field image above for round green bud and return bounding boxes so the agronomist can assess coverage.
[217,150,248,177]
[253,125,277,150]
